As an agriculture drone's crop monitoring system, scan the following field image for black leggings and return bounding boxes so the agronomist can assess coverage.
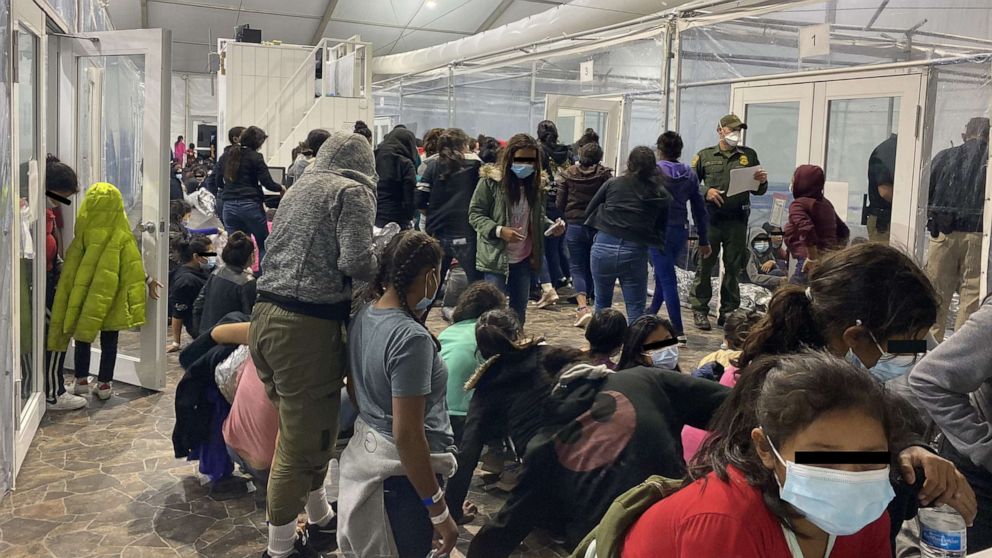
[74,331,119,383]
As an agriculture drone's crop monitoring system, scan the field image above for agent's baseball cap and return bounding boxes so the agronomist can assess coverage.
[720,114,747,131]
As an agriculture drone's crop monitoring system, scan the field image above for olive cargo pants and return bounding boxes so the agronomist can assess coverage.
[249,302,346,526]
[689,218,748,318]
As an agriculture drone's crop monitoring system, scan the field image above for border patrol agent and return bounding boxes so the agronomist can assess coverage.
[689,114,768,331]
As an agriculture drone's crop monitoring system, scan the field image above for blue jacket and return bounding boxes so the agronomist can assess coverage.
[659,161,709,246]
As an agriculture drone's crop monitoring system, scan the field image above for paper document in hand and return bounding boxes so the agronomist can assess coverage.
[727,166,764,197]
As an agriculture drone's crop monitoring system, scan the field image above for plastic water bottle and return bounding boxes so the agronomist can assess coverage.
[919,504,967,557]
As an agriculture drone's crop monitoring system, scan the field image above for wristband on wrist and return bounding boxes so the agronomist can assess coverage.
[430,506,450,525]
[421,487,443,507]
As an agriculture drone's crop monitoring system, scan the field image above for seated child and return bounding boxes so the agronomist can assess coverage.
[784,165,850,284]
[584,309,628,370]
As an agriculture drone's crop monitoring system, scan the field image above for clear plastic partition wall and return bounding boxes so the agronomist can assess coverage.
[374,33,667,148]
[676,0,992,333]
[0,0,13,498]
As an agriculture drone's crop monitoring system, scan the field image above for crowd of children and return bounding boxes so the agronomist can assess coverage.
[39,114,992,558]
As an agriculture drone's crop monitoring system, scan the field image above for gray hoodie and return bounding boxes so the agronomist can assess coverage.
[258,131,379,309]
[910,298,992,473]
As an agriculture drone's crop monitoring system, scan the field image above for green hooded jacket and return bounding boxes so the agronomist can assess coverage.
[468,164,553,275]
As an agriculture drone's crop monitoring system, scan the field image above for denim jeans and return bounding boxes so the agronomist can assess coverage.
[485,260,532,324]
[383,475,435,557]
[439,235,482,293]
[565,224,597,299]
[591,232,650,324]
[223,199,269,265]
[543,205,569,286]
[74,330,120,383]
[648,225,690,334]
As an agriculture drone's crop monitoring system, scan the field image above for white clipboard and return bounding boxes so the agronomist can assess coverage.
[727,166,764,197]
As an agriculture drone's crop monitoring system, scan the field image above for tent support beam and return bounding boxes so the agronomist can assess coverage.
[311,0,340,45]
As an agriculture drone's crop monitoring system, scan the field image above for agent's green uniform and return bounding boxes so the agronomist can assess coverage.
[689,145,767,318]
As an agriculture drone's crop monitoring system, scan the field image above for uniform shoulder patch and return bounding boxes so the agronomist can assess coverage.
[739,154,749,166]
[691,154,700,168]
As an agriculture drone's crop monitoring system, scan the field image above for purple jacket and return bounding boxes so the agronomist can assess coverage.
[659,161,709,246]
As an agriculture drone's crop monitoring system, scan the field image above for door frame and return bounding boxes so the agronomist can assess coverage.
[545,94,625,171]
[57,28,172,391]
[10,0,48,483]
[730,68,928,259]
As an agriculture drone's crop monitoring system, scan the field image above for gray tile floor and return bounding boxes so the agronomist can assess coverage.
[0,297,722,557]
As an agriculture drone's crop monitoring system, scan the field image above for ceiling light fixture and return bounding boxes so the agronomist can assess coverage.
[426,0,437,7]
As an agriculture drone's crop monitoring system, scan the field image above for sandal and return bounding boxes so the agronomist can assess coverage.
[166,342,181,353]
[457,502,479,525]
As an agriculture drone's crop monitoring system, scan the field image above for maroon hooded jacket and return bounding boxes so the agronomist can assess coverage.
[784,165,850,259]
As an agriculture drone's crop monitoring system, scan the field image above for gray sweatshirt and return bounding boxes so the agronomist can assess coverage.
[910,298,992,472]
[258,131,379,307]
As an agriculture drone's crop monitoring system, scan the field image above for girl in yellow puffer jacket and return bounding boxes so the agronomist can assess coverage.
[47,182,161,401]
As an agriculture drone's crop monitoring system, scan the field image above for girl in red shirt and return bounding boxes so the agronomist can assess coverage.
[624,351,914,558]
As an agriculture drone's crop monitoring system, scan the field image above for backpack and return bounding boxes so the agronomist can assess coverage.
[570,475,684,558]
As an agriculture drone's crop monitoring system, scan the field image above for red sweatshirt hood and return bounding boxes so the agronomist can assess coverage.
[792,164,825,200]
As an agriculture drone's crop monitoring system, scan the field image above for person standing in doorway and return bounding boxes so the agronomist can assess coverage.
[49,182,161,402]
[174,135,186,167]
[866,133,897,243]
[42,156,87,411]
[689,114,768,331]
[221,126,283,267]
[925,117,989,342]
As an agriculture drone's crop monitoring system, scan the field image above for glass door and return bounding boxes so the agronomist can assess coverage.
[58,29,171,391]
[10,0,46,482]
[545,94,624,171]
[811,74,927,256]
[731,83,815,229]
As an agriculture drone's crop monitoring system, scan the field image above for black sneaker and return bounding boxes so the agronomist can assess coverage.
[261,539,318,558]
[717,315,727,327]
[693,311,712,331]
[302,516,338,553]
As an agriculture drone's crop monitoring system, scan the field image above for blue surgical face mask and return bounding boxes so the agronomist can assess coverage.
[415,270,439,312]
[845,320,922,382]
[511,163,535,179]
[200,256,216,271]
[646,346,679,370]
[753,241,770,253]
[766,433,895,536]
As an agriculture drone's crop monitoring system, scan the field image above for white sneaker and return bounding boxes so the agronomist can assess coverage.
[535,289,559,309]
[94,382,113,401]
[73,378,92,396]
[47,392,88,411]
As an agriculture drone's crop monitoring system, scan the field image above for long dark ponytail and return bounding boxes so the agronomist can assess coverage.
[224,126,267,183]
[739,243,937,369]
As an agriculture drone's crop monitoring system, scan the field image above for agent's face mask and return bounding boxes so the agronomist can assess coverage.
[754,241,770,253]
[511,163,535,179]
[723,130,742,147]
[765,432,895,536]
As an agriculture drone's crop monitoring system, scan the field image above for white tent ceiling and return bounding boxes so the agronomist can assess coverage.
[105,0,587,74]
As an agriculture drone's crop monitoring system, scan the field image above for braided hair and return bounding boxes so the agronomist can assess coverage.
[368,230,443,346]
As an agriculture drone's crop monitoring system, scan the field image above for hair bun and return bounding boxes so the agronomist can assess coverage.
[46,154,61,164]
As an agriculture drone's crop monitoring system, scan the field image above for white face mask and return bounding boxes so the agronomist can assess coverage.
[723,131,741,147]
